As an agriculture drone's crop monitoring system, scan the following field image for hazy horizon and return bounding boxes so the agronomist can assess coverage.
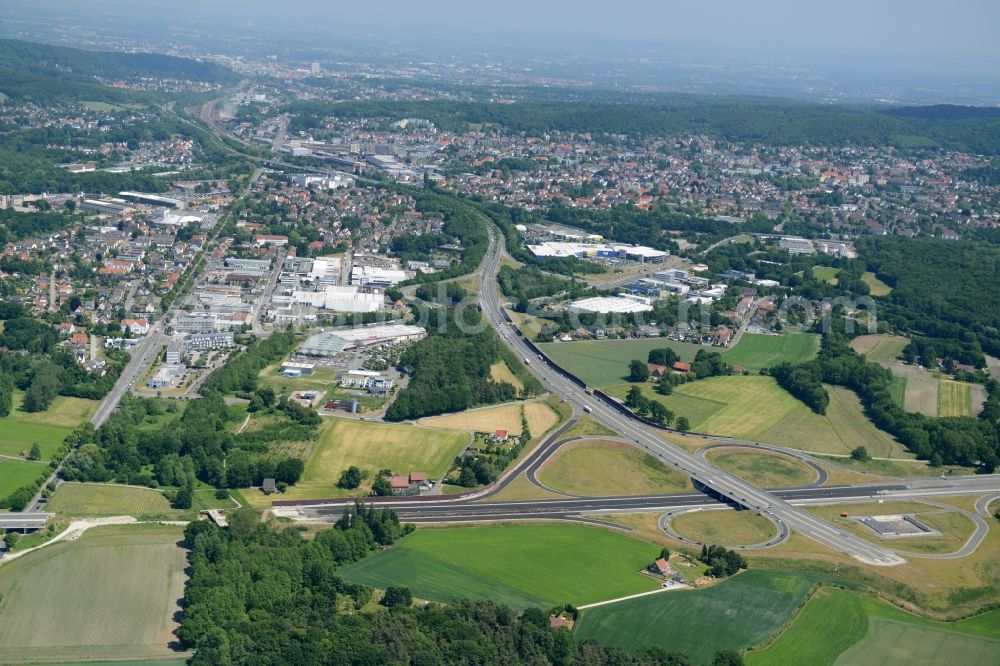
[3,0,999,104]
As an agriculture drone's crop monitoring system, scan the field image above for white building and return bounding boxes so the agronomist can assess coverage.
[350,265,407,288]
[279,285,383,313]
[566,296,654,314]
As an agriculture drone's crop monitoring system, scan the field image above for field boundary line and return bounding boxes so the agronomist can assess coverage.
[577,583,686,609]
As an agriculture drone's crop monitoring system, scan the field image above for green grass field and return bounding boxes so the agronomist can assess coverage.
[254,419,469,504]
[0,524,188,663]
[607,376,906,456]
[938,380,973,417]
[0,393,95,460]
[812,266,839,284]
[747,587,866,666]
[722,333,819,370]
[706,449,817,488]
[338,524,661,609]
[850,334,909,364]
[538,333,818,387]
[0,457,46,497]
[537,440,691,495]
[862,271,892,296]
[45,482,173,516]
[748,588,1000,666]
[575,570,840,663]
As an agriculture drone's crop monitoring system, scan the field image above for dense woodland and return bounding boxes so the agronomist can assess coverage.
[178,505,709,666]
[858,237,1000,357]
[284,98,1000,155]
[386,305,523,421]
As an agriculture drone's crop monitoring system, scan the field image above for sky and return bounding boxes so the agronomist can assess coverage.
[232,0,999,60]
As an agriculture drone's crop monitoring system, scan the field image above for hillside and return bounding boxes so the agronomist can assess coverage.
[0,38,236,103]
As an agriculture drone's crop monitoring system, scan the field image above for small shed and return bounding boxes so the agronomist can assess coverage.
[262,478,277,493]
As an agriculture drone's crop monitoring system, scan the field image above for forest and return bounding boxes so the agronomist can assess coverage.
[385,301,528,421]
[858,237,1000,356]
[284,97,1000,155]
[177,504,706,665]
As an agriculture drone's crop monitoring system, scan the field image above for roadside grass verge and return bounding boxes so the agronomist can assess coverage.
[537,439,691,495]
[705,449,817,488]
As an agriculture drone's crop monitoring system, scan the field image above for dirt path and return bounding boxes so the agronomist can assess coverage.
[576,582,687,609]
[1,516,193,566]
[235,413,252,434]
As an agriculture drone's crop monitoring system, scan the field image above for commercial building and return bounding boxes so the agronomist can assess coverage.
[526,241,668,263]
[276,285,383,313]
[185,332,235,351]
[118,191,184,209]
[165,337,184,364]
[566,296,654,314]
[350,265,407,289]
[298,324,426,357]
[778,237,816,255]
[148,364,184,389]
[224,257,272,274]
[80,198,136,216]
[340,370,386,390]
[281,361,315,376]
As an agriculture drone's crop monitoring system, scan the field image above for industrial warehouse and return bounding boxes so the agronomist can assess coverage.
[298,324,427,356]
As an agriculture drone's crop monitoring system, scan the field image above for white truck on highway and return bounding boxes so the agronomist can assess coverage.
[583,405,593,414]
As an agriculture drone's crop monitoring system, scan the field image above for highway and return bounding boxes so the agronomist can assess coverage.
[477,228,908,566]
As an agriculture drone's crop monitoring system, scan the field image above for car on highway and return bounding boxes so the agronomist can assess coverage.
[583,405,593,413]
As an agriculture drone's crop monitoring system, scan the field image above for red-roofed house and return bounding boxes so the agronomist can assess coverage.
[647,363,668,378]
[490,429,509,443]
[672,361,691,373]
[649,557,671,575]
[388,475,410,492]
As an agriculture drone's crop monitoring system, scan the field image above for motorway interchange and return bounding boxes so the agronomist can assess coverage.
[278,229,1000,567]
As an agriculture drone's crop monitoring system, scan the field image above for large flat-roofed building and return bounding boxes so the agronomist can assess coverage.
[80,198,136,215]
[173,311,248,333]
[350,265,407,288]
[185,332,235,351]
[526,241,667,263]
[778,237,816,255]
[566,296,654,314]
[224,257,272,274]
[148,364,184,389]
[299,324,426,357]
[118,191,184,209]
[277,285,383,313]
